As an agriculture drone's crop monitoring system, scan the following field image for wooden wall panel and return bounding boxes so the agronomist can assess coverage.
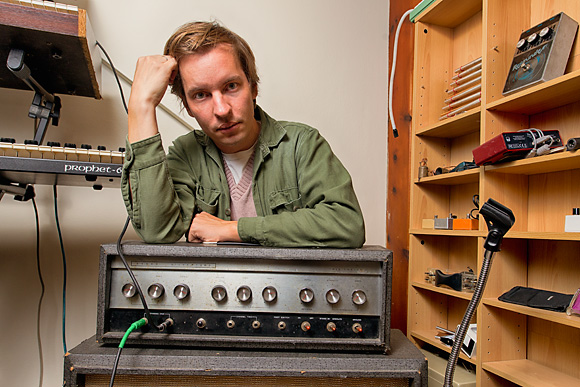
[387,0,415,333]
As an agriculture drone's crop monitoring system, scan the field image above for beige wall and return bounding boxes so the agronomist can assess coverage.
[0,1,389,385]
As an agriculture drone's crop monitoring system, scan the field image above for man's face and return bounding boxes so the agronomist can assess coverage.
[180,44,259,154]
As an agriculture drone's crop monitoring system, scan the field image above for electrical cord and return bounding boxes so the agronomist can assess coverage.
[520,128,553,158]
[96,41,128,113]
[52,185,67,355]
[97,40,167,385]
[388,8,414,138]
[96,41,165,332]
[32,196,44,387]
[115,216,157,329]
[469,194,479,219]
[109,317,148,387]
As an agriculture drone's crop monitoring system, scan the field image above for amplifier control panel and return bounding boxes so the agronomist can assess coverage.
[97,242,392,352]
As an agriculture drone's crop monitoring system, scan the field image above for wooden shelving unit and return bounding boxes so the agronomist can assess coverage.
[407,0,580,385]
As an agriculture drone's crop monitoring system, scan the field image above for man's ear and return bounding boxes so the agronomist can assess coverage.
[252,83,258,100]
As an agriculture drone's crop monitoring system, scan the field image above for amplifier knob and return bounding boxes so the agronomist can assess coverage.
[173,284,190,300]
[237,286,252,302]
[352,290,367,305]
[121,283,136,298]
[262,286,277,303]
[516,38,528,51]
[326,289,341,304]
[211,285,227,302]
[301,321,312,332]
[147,283,164,299]
[299,288,314,303]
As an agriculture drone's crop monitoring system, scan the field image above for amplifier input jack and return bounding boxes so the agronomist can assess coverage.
[301,321,312,332]
[158,318,174,332]
[196,318,206,329]
[326,322,337,332]
[251,320,261,329]
[352,322,363,333]
[277,321,286,330]
[226,320,235,329]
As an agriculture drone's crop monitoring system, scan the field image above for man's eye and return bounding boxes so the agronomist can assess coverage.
[226,82,238,91]
[194,92,206,100]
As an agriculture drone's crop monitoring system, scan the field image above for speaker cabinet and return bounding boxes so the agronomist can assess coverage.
[64,330,426,387]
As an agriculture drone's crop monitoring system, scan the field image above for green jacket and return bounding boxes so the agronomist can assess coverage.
[122,106,365,247]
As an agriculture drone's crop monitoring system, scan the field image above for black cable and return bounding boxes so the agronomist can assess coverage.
[95,41,128,113]
[52,185,67,354]
[109,347,123,387]
[95,41,160,331]
[32,197,44,387]
[469,194,479,219]
[96,42,166,386]
[115,216,157,329]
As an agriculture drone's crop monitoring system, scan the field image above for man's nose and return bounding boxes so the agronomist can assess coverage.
[213,93,231,117]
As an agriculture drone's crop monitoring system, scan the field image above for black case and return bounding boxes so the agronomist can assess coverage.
[499,286,573,312]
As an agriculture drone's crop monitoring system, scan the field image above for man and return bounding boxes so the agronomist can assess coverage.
[122,21,365,248]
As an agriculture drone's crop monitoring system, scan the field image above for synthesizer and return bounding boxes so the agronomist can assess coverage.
[0,0,101,99]
[0,140,124,189]
[96,242,393,353]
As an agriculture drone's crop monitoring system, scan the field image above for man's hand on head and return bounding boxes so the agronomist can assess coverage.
[128,55,178,143]
[188,211,242,243]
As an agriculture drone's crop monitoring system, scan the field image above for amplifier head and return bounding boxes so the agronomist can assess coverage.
[96,242,392,353]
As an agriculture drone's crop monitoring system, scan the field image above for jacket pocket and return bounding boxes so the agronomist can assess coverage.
[268,187,302,213]
[195,185,220,215]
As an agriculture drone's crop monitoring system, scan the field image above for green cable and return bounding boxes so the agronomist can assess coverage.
[119,318,148,349]
[110,318,148,387]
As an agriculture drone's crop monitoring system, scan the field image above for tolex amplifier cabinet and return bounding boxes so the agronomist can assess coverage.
[65,330,427,387]
[96,242,392,352]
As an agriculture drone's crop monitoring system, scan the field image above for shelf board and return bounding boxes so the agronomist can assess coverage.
[483,359,580,387]
[483,298,580,329]
[410,229,484,237]
[505,231,580,241]
[415,168,480,185]
[486,69,580,115]
[412,281,474,301]
[416,107,480,138]
[484,151,580,175]
[410,329,477,364]
[414,0,482,28]
[412,229,580,240]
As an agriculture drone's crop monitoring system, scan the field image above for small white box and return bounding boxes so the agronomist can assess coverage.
[565,215,580,232]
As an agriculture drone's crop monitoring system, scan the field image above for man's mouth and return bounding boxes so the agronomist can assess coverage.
[217,122,238,132]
